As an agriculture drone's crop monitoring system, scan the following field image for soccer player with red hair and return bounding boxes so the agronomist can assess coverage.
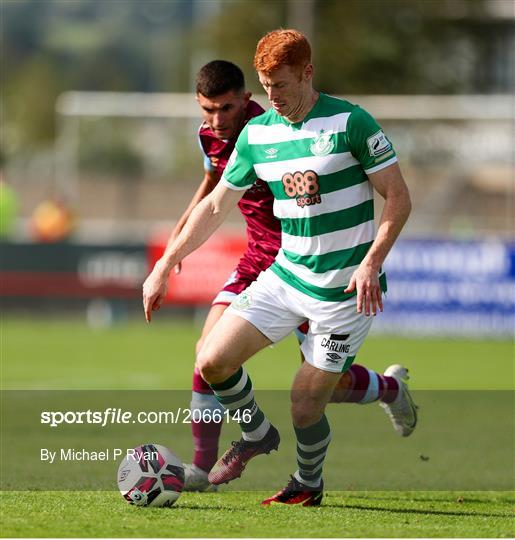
[145,31,416,504]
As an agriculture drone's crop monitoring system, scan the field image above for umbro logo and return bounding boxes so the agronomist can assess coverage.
[326,353,342,362]
[265,148,278,159]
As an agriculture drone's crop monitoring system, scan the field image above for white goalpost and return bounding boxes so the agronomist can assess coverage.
[54,92,513,236]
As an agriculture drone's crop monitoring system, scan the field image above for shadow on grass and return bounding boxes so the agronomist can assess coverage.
[322,502,513,519]
[176,500,513,519]
[341,494,514,505]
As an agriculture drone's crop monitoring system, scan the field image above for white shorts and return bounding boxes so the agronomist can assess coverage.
[226,268,373,373]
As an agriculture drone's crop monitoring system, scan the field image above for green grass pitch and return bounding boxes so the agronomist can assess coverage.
[1,317,514,538]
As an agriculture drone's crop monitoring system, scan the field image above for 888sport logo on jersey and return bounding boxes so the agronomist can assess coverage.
[281,170,321,208]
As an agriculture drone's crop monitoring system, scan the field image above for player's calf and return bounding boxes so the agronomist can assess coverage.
[329,363,400,404]
[206,366,279,485]
[187,381,223,490]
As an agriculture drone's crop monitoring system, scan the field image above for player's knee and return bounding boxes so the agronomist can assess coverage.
[291,400,324,428]
[196,348,229,384]
[196,350,216,381]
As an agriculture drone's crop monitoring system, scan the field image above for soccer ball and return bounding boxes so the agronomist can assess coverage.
[117,444,184,507]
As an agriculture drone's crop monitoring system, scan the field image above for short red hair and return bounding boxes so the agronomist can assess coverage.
[254,29,311,74]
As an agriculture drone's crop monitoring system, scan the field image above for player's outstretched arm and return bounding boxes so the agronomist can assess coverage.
[166,171,219,274]
[142,182,243,322]
[345,162,411,316]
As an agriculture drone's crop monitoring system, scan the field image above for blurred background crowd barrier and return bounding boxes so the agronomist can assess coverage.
[1,0,513,338]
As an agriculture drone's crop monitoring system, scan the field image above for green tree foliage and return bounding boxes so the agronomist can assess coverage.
[312,0,487,94]
[206,0,492,95]
[0,0,506,155]
[5,56,61,148]
[190,0,288,93]
[1,0,193,150]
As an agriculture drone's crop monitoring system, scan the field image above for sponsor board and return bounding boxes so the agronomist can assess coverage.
[374,239,515,338]
[2,236,512,337]
[147,230,247,305]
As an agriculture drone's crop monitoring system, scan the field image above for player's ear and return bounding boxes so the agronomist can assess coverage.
[243,91,252,103]
[303,64,314,82]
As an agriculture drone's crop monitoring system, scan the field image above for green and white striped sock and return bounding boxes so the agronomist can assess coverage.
[209,367,270,442]
[294,414,331,488]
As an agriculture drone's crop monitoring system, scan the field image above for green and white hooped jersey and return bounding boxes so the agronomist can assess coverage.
[221,93,396,302]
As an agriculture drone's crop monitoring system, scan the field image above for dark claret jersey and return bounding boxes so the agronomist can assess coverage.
[198,100,281,270]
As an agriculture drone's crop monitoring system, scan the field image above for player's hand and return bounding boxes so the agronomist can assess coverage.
[142,261,170,323]
[344,264,383,316]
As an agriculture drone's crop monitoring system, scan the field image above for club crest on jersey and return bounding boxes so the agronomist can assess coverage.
[310,130,334,157]
[233,290,252,310]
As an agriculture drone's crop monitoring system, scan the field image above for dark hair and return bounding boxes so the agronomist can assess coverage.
[196,60,245,97]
